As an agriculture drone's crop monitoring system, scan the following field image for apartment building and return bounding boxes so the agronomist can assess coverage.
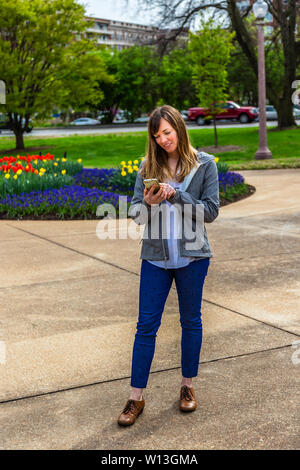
[84,16,189,50]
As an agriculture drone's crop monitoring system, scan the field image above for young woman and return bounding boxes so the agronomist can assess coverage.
[117,105,219,426]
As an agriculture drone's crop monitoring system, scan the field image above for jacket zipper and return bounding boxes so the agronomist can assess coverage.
[139,202,167,269]
[162,236,167,270]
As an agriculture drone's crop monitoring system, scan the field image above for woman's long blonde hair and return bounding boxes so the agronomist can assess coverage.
[140,105,198,183]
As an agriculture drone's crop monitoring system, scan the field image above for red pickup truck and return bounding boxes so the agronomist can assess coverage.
[188,101,258,125]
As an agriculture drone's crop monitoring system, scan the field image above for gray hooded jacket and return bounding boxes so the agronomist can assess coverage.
[128,151,220,269]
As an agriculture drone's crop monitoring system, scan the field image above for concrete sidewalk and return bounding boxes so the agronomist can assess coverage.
[0,169,299,449]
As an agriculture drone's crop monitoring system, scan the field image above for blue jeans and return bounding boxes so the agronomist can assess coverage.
[130,258,210,388]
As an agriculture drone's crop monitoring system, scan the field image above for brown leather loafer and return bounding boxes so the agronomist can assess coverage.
[180,385,197,412]
[117,397,145,426]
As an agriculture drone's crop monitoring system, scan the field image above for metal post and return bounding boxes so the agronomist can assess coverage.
[255,22,272,160]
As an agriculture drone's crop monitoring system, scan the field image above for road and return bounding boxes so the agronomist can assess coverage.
[1,119,294,138]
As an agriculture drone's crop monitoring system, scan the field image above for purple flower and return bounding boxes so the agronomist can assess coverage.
[218,171,244,191]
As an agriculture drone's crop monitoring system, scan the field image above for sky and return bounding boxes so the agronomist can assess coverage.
[79,0,216,31]
[79,0,153,26]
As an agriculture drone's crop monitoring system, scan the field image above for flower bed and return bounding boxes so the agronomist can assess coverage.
[0,154,251,220]
[0,185,124,220]
[0,153,82,197]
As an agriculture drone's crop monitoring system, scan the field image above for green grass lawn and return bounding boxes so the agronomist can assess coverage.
[0,125,299,170]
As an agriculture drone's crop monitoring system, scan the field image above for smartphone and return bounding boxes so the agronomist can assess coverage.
[143,178,161,194]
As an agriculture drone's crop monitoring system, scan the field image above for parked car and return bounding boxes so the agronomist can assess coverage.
[113,111,150,124]
[71,117,100,126]
[264,105,277,120]
[113,110,127,124]
[180,110,188,121]
[256,105,300,121]
[0,114,33,133]
[134,114,149,123]
[188,101,258,125]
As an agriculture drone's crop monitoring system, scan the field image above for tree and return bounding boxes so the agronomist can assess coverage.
[159,45,197,109]
[189,18,235,147]
[135,0,300,129]
[114,45,161,121]
[94,47,120,124]
[0,0,112,149]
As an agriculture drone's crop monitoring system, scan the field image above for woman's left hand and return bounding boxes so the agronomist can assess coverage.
[160,183,176,199]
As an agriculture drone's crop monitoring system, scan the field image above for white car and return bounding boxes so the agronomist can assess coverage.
[113,111,127,124]
[71,117,100,125]
[266,105,277,120]
[257,105,300,121]
[294,106,300,119]
[113,111,149,124]
[180,110,188,121]
[134,115,149,123]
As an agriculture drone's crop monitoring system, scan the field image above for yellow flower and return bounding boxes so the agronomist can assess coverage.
[61,169,66,175]
[133,160,139,164]
[121,170,126,176]
[120,161,126,166]
[141,157,145,161]
[54,173,57,177]
[17,161,21,165]
[62,158,67,162]
[39,172,43,177]
[40,167,46,172]
[56,158,60,161]
[133,165,139,171]
[5,173,10,179]
[25,165,29,170]
[77,158,82,163]
[214,157,219,163]
[13,174,18,180]
[128,160,132,165]
[17,169,22,175]
[34,159,38,164]
[54,162,58,166]
[128,168,133,174]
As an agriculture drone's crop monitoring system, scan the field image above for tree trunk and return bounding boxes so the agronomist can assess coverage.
[64,108,72,124]
[213,116,218,147]
[227,0,297,130]
[276,0,297,129]
[277,95,296,128]
[14,129,25,150]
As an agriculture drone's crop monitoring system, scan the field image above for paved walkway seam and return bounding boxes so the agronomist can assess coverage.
[6,223,300,340]
[0,342,294,406]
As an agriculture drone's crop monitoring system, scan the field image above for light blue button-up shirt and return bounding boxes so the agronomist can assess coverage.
[147,177,198,269]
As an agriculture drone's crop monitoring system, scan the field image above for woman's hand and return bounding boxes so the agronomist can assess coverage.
[160,183,176,199]
[144,185,168,205]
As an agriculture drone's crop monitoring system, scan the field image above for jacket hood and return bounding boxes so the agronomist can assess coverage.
[197,151,216,165]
